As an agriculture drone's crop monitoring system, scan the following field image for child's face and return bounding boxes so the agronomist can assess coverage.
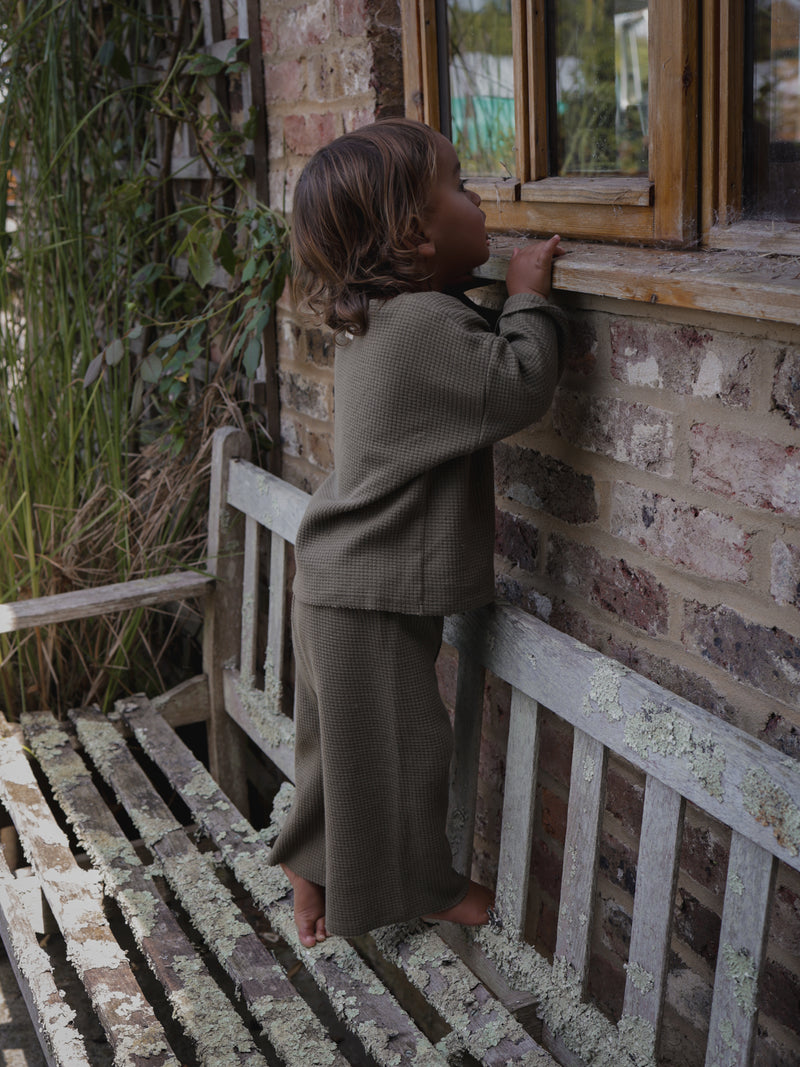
[419,134,490,290]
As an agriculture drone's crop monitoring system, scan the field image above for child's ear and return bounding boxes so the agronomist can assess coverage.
[416,236,436,260]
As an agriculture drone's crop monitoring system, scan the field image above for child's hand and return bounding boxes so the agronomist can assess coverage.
[505,235,566,299]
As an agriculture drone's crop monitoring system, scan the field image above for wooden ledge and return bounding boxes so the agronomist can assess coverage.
[476,240,800,326]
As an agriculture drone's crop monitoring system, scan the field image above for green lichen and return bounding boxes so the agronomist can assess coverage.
[624,961,654,995]
[583,661,630,722]
[721,944,757,1016]
[728,872,745,897]
[741,767,800,856]
[583,752,598,782]
[623,700,725,799]
[234,675,294,752]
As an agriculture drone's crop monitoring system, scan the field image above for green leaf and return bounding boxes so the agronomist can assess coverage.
[97,40,132,79]
[186,54,226,77]
[241,257,257,283]
[216,230,237,276]
[252,307,271,336]
[83,352,105,388]
[189,241,216,288]
[140,354,163,383]
[157,331,186,349]
[243,338,262,377]
[104,338,125,366]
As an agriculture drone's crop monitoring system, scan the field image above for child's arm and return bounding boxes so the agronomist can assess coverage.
[505,235,566,300]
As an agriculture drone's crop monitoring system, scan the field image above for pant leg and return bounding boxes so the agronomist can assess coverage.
[268,600,467,936]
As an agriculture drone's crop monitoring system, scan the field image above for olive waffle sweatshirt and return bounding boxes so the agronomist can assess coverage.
[292,288,565,615]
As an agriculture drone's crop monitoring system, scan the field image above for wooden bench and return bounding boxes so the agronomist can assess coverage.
[0,424,797,1067]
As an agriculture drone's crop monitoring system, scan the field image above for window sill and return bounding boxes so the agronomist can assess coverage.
[474,239,800,326]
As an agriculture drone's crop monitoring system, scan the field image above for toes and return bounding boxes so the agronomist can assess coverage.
[315,916,328,943]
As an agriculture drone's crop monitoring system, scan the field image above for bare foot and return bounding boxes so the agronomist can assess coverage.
[426,880,494,925]
[281,864,328,948]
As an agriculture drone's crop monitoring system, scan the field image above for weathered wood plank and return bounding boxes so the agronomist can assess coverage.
[554,729,607,990]
[22,711,269,1067]
[240,514,261,685]
[151,673,210,727]
[0,571,213,635]
[705,833,776,1067]
[0,848,91,1067]
[444,604,800,873]
[448,651,486,875]
[70,705,347,1067]
[226,457,310,543]
[223,666,295,780]
[0,719,179,1067]
[622,776,684,1049]
[122,697,449,1067]
[265,531,289,695]
[204,427,251,811]
[495,689,541,938]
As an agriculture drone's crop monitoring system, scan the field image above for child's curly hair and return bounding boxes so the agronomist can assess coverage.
[290,118,439,339]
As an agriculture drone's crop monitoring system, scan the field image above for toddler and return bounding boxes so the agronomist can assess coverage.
[268,118,566,947]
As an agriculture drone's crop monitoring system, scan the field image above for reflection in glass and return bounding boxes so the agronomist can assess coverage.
[551,0,649,175]
[746,0,800,220]
[446,0,516,176]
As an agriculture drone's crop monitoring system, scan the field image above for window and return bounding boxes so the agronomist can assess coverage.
[401,0,800,249]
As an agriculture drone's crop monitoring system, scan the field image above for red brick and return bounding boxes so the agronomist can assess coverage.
[609,319,754,407]
[773,346,800,429]
[260,15,274,53]
[760,958,800,1032]
[611,482,752,582]
[682,600,800,706]
[761,713,800,760]
[540,787,567,841]
[563,314,598,377]
[277,0,331,51]
[598,831,638,896]
[598,893,632,960]
[336,0,368,36]
[495,571,553,623]
[494,507,539,572]
[588,951,626,1020]
[531,836,563,902]
[283,112,338,156]
[546,534,669,635]
[494,442,598,524]
[680,821,729,895]
[769,878,800,958]
[554,391,676,476]
[264,58,307,104]
[754,1029,800,1067]
[307,47,373,100]
[690,423,800,518]
[673,887,720,964]
[771,539,800,608]
[539,710,574,789]
[605,765,645,838]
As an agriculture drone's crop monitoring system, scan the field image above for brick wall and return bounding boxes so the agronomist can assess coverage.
[258,2,800,1060]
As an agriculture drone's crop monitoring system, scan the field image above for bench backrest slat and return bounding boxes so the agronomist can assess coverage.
[555,729,608,991]
[240,514,261,686]
[622,775,685,1034]
[265,531,289,691]
[705,832,776,1067]
[495,689,541,939]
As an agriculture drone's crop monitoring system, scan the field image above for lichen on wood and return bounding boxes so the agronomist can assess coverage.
[741,766,800,855]
[623,699,725,799]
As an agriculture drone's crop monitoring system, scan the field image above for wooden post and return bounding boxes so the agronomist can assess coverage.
[204,427,251,812]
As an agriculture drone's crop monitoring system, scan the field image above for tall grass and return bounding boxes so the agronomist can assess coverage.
[0,1,288,716]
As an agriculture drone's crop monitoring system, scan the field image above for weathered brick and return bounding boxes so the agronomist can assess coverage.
[495,571,553,622]
[494,442,598,524]
[770,878,800,957]
[305,326,335,367]
[760,958,800,1031]
[598,893,632,960]
[690,423,800,518]
[532,899,558,956]
[761,713,800,760]
[540,787,567,842]
[260,15,274,54]
[307,47,374,100]
[277,318,304,363]
[539,711,574,789]
[532,837,563,902]
[278,369,332,420]
[336,0,367,35]
[554,391,675,475]
[605,764,645,839]
[772,539,800,608]
[754,1030,800,1067]
[598,831,637,896]
[773,346,800,428]
[264,58,307,103]
[588,951,625,1020]
[611,483,752,582]
[277,0,331,51]
[283,112,338,156]
[673,887,720,963]
[682,601,800,706]
[494,507,539,571]
[663,960,712,1052]
[609,319,753,407]
[547,534,669,635]
[680,821,729,895]
[563,314,598,377]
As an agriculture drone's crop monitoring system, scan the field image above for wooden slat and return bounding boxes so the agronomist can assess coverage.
[0,720,179,1067]
[444,604,800,873]
[495,689,541,937]
[554,729,607,989]
[521,176,652,206]
[152,673,210,726]
[622,776,685,1047]
[0,571,213,635]
[265,531,289,691]
[204,427,251,811]
[121,697,449,1067]
[226,456,310,542]
[447,651,486,875]
[0,848,91,1067]
[22,712,267,1067]
[70,705,348,1067]
[705,833,776,1067]
[373,923,559,1067]
[240,514,260,685]
[223,666,295,780]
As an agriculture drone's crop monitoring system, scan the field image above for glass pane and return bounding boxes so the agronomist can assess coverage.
[551,0,649,175]
[747,0,800,220]
[447,0,516,176]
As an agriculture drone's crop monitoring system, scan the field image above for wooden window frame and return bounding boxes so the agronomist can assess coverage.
[401,0,700,246]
